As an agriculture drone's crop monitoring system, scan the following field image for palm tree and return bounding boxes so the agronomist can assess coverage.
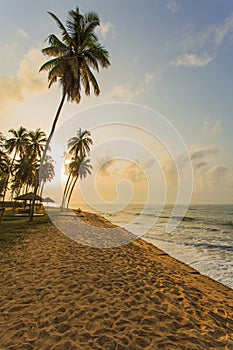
[61,129,93,209]
[3,127,29,201]
[11,156,38,197]
[9,129,47,199]
[39,156,55,197]
[29,5,110,220]
[68,129,93,157]
[66,157,92,209]
[0,134,10,197]
[27,129,47,161]
[0,132,6,152]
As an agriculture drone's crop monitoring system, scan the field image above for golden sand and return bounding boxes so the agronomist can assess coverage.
[0,211,233,349]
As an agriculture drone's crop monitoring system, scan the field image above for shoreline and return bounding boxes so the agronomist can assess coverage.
[1,210,233,349]
[99,206,233,291]
[79,210,233,290]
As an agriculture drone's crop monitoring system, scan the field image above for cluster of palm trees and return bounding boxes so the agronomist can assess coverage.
[0,127,54,202]
[61,129,93,210]
[1,5,110,220]
[0,125,93,211]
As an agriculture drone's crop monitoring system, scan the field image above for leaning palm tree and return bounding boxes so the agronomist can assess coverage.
[29,5,110,220]
[66,157,92,209]
[61,129,93,209]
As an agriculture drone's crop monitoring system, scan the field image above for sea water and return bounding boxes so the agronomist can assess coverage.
[102,204,233,290]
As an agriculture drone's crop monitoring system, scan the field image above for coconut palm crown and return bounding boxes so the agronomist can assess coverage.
[39,7,110,103]
[68,128,93,158]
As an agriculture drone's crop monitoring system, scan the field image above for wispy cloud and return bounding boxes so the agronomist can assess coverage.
[202,117,223,137]
[172,12,233,68]
[95,156,116,176]
[190,147,218,161]
[194,161,208,170]
[95,155,148,182]
[123,162,145,182]
[172,53,213,67]
[96,21,114,39]
[206,166,227,185]
[214,13,233,45]
[166,1,181,14]
[110,72,154,102]
[17,28,29,38]
[163,146,219,186]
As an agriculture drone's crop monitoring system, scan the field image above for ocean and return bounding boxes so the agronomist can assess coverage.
[98,204,233,290]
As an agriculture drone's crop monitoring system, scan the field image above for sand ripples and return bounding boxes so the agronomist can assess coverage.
[1,214,233,349]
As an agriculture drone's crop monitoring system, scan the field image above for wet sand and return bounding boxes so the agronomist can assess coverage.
[0,211,233,349]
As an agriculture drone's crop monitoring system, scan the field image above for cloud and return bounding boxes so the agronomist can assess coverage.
[96,22,114,39]
[0,48,47,109]
[17,28,29,38]
[194,162,208,170]
[202,118,223,137]
[172,12,233,70]
[181,13,233,53]
[110,72,154,102]
[172,53,213,67]
[166,1,181,13]
[205,166,228,185]
[143,157,156,170]
[123,161,145,182]
[163,158,177,185]
[95,154,117,176]
[190,147,218,160]
[214,13,233,45]
[95,155,146,182]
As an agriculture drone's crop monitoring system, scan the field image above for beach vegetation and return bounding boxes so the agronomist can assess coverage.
[0,128,54,211]
[3,127,29,201]
[29,6,110,220]
[61,129,93,209]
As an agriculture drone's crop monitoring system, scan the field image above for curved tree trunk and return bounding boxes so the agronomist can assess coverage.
[65,176,75,208]
[29,93,66,221]
[66,177,78,209]
[61,172,72,211]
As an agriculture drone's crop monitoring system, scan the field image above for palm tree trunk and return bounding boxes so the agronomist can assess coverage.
[66,177,78,209]
[65,175,75,208]
[2,148,17,202]
[61,172,72,210]
[29,93,66,221]
[39,181,45,198]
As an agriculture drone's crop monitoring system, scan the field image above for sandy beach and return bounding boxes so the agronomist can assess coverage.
[0,211,233,350]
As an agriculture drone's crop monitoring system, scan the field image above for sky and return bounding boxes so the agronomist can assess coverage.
[1,0,233,207]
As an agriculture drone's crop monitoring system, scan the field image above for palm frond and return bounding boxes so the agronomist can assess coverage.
[48,11,71,43]
[84,11,100,26]
[82,61,100,96]
[83,51,99,72]
[46,34,68,51]
[39,57,62,72]
[81,18,100,44]
[88,44,110,68]
[42,46,66,57]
